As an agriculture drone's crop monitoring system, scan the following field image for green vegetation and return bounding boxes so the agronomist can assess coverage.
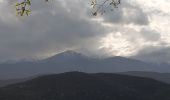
[15,0,31,16]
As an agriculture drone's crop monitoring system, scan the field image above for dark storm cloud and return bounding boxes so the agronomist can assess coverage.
[0,0,106,61]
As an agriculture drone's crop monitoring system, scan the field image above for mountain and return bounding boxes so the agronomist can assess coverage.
[0,79,26,87]
[42,50,89,62]
[0,72,170,100]
[118,71,170,84]
[0,75,40,87]
[0,50,170,79]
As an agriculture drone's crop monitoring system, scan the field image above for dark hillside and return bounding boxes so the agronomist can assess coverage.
[0,72,170,100]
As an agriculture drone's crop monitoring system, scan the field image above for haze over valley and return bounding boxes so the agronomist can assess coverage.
[0,50,170,79]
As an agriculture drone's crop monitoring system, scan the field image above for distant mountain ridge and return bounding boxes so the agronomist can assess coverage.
[0,50,170,79]
[1,72,170,100]
[42,50,87,62]
[118,71,170,84]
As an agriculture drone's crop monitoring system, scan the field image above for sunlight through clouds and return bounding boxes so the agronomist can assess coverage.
[100,33,137,56]
[98,0,170,59]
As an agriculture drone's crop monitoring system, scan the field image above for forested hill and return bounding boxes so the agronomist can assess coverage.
[0,72,170,100]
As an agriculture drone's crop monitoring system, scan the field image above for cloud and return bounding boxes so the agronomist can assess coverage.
[139,28,161,41]
[102,0,149,25]
[96,0,170,63]
[132,46,170,63]
[0,0,107,61]
[0,0,170,63]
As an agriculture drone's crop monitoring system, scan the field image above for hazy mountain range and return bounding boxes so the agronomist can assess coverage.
[0,50,170,79]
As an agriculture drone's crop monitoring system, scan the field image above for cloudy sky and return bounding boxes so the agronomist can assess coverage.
[0,0,170,63]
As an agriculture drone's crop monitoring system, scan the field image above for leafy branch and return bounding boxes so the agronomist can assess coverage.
[15,0,121,16]
[91,0,121,16]
[15,0,31,16]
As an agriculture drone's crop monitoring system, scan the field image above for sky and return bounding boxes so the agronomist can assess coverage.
[0,0,170,63]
